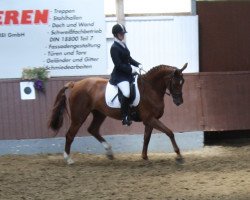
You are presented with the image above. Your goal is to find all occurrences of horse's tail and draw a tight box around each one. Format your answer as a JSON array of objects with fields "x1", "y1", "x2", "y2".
[{"x1": 48, "y1": 81, "x2": 75, "y2": 133}]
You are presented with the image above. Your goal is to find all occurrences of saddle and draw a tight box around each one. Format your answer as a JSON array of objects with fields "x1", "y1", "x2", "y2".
[{"x1": 105, "y1": 75, "x2": 141, "y2": 121}]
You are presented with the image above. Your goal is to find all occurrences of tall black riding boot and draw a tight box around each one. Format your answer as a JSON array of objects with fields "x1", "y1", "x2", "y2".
[{"x1": 120, "y1": 95, "x2": 132, "y2": 126}]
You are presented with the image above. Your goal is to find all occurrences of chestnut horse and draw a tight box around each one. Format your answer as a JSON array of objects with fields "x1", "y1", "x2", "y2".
[{"x1": 48, "y1": 63, "x2": 187, "y2": 164}]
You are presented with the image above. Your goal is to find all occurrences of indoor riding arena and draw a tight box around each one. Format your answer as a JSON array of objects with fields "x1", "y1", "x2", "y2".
[{"x1": 0, "y1": 1, "x2": 250, "y2": 200}]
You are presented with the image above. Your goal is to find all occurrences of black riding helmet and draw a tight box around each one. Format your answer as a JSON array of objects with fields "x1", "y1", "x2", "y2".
[{"x1": 112, "y1": 23, "x2": 127, "y2": 37}]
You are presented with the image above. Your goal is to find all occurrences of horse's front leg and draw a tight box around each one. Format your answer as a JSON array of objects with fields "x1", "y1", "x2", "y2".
[
  {"x1": 142, "y1": 125, "x2": 153, "y2": 160},
  {"x1": 147, "y1": 118, "x2": 183, "y2": 161}
]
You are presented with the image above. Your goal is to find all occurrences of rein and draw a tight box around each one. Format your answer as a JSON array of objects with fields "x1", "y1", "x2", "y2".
[{"x1": 165, "y1": 91, "x2": 171, "y2": 96}]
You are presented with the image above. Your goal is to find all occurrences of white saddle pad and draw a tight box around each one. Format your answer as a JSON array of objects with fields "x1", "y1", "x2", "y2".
[{"x1": 105, "y1": 76, "x2": 140, "y2": 108}]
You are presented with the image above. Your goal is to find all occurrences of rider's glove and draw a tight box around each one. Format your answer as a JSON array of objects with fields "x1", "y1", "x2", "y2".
[
  {"x1": 131, "y1": 66, "x2": 138, "y2": 73},
  {"x1": 138, "y1": 64, "x2": 144, "y2": 73}
]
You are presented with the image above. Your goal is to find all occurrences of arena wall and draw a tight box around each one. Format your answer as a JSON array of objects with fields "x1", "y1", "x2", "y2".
[{"x1": 1, "y1": 71, "x2": 250, "y2": 140}]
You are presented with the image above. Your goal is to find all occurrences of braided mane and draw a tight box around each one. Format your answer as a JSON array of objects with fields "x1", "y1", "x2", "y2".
[{"x1": 142, "y1": 65, "x2": 176, "y2": 80}]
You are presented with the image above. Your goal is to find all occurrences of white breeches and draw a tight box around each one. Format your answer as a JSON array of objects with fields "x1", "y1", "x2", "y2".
[{"x1": 117, "y1": 81, "x2": 130, "y2": 98}]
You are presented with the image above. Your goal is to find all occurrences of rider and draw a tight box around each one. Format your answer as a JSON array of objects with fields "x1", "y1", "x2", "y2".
[{"x1": 109, "y1": 23, "x2": 141, "y2": 126}]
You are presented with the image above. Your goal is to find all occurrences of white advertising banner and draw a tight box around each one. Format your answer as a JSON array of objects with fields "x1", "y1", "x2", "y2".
[{"x1": 0, "y1": 0, "x2": 107, "y2": 78}]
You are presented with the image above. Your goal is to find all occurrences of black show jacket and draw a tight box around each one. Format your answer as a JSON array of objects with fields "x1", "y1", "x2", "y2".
[{"x1": 109, "y1": 41, "x2": 140, "y2": 85}]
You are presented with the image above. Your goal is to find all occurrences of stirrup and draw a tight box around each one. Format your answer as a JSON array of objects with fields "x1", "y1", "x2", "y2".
[{"x1": 122, "y1": 116, "x2": 132, "y2": 126}]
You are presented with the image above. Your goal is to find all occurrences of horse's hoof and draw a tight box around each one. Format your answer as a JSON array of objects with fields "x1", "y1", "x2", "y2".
[
  {"x1": 63, "y1": 152, "x2": 74, "y2": 165},
  {"x1": 175, "y1": 155, "x2": 185, "y2": 164},
  {"x1": 106, "y1": 149, "x2": 114, "y2": 160},
  {"x1": 66, "y1": 158, "x2": 75, "y2": 165},
  {"x1": 106, "y1": 153, "x2": 114, "y2": 160},
  {"x1": 142, "y1": 155, "x2": 149, "y2": 160},
  {"x1": 107, "y1": 155, "x2": 114, "y2": 160}
]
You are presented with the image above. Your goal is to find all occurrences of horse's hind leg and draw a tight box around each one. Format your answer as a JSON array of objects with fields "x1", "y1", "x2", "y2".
[
  {"x1": 87, "y1": 111, "x2": 113, "y2": 159},
  {"x1": 64, "y1": 108, "x2": 91, "y2": 164},
  {"x1": 63, "y1": 122, "x2": 83, "y2": 164}
]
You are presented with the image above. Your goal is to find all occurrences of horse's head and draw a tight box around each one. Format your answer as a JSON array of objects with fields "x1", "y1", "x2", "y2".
[{"x1": 168, "y1": 63, "x2": 187, "y2": 106}]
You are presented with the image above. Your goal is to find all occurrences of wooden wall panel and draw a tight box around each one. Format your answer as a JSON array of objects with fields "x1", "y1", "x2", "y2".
[
  {"x1": 200, "y1": 71, "x2": 250, "y2": 131},
  {"x1": 197, "y1": 1, "x2": 250, "y2": 72}
]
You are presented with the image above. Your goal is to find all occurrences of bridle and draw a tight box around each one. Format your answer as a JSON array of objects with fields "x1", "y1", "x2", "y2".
[
  {"x1": 164, "y1": 72, "x2": 174, "y2": 96},
  {"x1": 165, "y1": 70, "x2": 184, "y2": 98}
]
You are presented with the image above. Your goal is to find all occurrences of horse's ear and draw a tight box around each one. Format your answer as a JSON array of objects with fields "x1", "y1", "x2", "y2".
[{"x1": 180, "y1": 63, "x2": 188, "y2": 72}]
